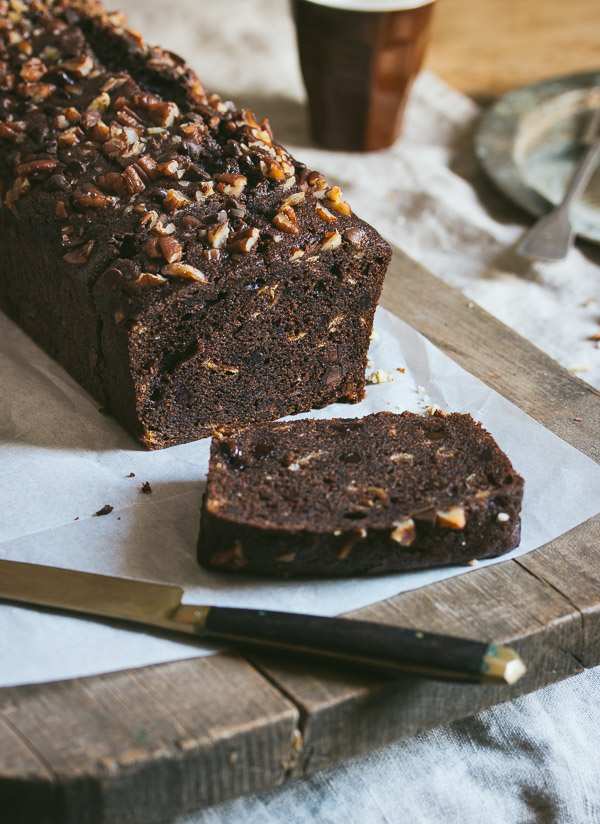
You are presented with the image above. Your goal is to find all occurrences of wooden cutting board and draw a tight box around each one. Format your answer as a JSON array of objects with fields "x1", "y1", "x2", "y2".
[{"x1": 1, "y1": 247, "x2": 599, "y2": 824}]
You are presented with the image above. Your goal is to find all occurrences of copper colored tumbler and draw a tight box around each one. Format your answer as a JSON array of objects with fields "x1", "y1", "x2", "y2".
[{"x1": 291, "y1": 0, "x2": 436, "y2": 151}]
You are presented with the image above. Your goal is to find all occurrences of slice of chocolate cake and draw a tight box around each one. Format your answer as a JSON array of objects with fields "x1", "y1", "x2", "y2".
[{"x1": 198, "y1": 411, "x2": 524, "y2": 577}]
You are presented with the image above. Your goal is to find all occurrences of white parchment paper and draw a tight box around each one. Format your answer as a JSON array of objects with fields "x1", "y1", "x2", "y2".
[{"x1": 1, "y1": 303, "x2": 600, "y2": 688}]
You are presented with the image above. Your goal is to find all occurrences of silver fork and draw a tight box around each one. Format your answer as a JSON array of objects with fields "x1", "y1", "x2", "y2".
[{"x1": 516, "y1": 106, "x2": 600, "y2": 261}]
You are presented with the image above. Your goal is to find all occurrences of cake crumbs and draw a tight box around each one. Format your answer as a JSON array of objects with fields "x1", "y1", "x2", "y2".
[
  {"x1": 466, "y1": 559, "x2": 479, "y2": 567},
  {"x1": 367, "y1": 369, "x2": 394, "y2": 384},
  {"x1": 396, "y1": 366, "x2": 406, "y2": 373},
  {"x1": 141, "y1": 481, "x2": 152, "y2": 494},
  {"x1": 74, "y1": 516, "x2": 79, "y2": 521},
  {"x1": 94, "y1": 505, "x2": 113, "y2": 517},
  {"x1": 127, "y1": 472, "x2": 135, "y2": 478},
  {"x1": 369, "y1": 329, "x2": 380, "y2": 342},
  {"x1": 568, "y1": 363, "x2": 592, "y2": 373}
]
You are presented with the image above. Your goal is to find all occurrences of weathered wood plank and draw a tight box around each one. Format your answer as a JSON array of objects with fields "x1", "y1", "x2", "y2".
[
  {"x1": 0, "y1": 653, "x2": 299, "y2": 824},
  {"x1": 253, "y1": 554, "x2": 584, "y2": 777},
  {"x1": 517, "y1": 514, "x2": 600, "y2": 667},
  {"x1": 0, "y1": 717, "x2": 56, "y2": 823}
]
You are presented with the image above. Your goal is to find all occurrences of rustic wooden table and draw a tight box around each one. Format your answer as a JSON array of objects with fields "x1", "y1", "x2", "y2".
[
  {"x1": 2, "y1": 2, "x2": 599, "y2": 822},
  {"x1": 426, "y1": 0, "x2": 600, "y2": 100}
]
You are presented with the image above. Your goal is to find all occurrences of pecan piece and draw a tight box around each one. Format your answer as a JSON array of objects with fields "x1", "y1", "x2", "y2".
[
  {"x1": 207, "y1": 222, "x2": 230, "y2": 249},
  {"x1": 16, "y1": 158, "x2": 58, "y2": 177},
  {"x1": 228, "y1": 226, "x2": 259, "y2": 253},
  {"x1": 214, "y1": 173, "x2": 247, "y2": 198},
  {"x1": 147, "y1": 101, "x2": 179, "y2": 127},
  {"x1": 0, "y1": 122, "x2": 19, "y2": 141},
  {"x1": 58, "y1": 56, "x2": 95, "y2": 78},
  {"x1": 315, "y1": 202, "x2": 338, "y2": 223},
  {"x1": 437, "y1": 506, "x2": 467, "y2": 530},
  {"x1": 320, "y1": 231, "x2": 342, "y2": 251},
  {"x1": 19, "y1": 57, "x2": 46, "y2": 83},
  {"x1": 162, "y1": 263, "x2": 206, "y2": 282},
  {"x1": 73, "y1": 184, "x2": 113, "y2": 208},
  {"x1": 390, "y1": 519, "x2": 416, "y2": 546},
  {"x1": 163, "y1": 188, "x2": 192, "y2": 211},
  {"x1": 273, "y1": 204, "x2": 299, "y2": 234},
  {"x1": 63, "y1": 240, "x2": 94, "y2": 265},
  {"x1": 159, "y1": 236, "x2": 183, "y2": 263}
]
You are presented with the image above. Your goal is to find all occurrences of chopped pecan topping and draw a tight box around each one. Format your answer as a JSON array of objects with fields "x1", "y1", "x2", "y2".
[
  {"x1": 324, "y1": 185, "x2": 352, "y2": 215},
  {"x1": 181, "y1": 121, "x2": 206, "y2": 141},
  {"x1": 133, "y1": 272, "x2": 167, "y2": 287},
  {"x1": 147, "y1": 101, "x2": 179, "y2": 127},
  {"x1": 139, "y1": 209, "x2": 159, "y2": 230},
  {"x1": 162, "y1": 262, "x2": 206, "y2": 282},
  {"x1": 142, "y1": 236, "x2": 162, "y2": 258},
  {"x1": 73, "y1": 184, "x2": 113, "y2": 208},
  {"x1": 320, "y1": 231, "x2": 342, "y2": 251},
  {"x1": 87, "y1": 92, "x2": 111, "y2": 113},
  {"x1": 228, "y1": 226, "x2": 259, "y2": 254},
  {"x1": 17, "y1": 81, "x2": 55, "y2": 102},
  {"x1": 163, "y1": 188, "x2": 192, "y2": 211},
  {"x1": 156, "y1": 159, "x2": 180, "y2": 178},
  {"x1": 63, "y1": 240, "x2": 94, "y2": 265},
  {"x1": 283, "y1": 191, "x2": 304, "y2": 206},
  {"x1": 57, "y1": 126, "x2": 82, "y2": 147},
  {"x1": 260, "y1": 157, "x2": 286, "y2": 181},
  {"x1": 214, "y1": 173, "x2": 247, "y2": 198},
  {"x1": 16, "y1": 158, "x2": 58, "y2": 177},
  {"x1": 307, "y1": 170, "x2": 327, "y2": 191},
  {"x1": 59, "y1": 56, "x2": 95, "y2": 78},
  {"x1": 159, "y1": 236, "x2": 183, "y2": 263},
  {"x1": 19, "y1": 57, "x2": 46, "y2": 82},
  {"x1": 208, "y1": 221, "x2": 230, "y2": 248},
  {"x1": 4, "y1": 175, "x2": 30, "y2": 213},
  {"x1": 195, "y1": 180, "x2": 215, "y2": 201},
  {"x1": 0, "y1": 122, "x2": 19, "y2": 141},
  {"x1": 315, "y1": 203, "x2": 337, "y2": 223},
  {"x1": 120, "y1": 163, "x2": 146, "y2": 194},
  {"x1": 273, "y1": 204, "x2": 299, "y2": 234}
]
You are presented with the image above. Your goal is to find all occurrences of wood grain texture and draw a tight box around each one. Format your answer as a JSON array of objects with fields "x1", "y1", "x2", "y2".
[
  {"x1": 517, "y1": 514, "x2": 600, "y2": 666},
  {"x1": 0, "y1": 653, "x2": 299, "y2": 824},
  {"x1": 1, "y1": 247, "x2": 598, "y2": 822},
  {"x1": 254, "y1": 551, "x2": 584, "y2": 777},
  {"x1": 425, "y1": 0, "x2": 600, "y2": 99}
]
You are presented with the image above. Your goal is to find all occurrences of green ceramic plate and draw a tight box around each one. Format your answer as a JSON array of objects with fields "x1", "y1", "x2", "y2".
[{"x1": 475, "y1": 71, "x2": 600, "y2": 244}]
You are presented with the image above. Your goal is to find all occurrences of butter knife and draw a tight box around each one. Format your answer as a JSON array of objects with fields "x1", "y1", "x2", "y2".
[{"x1": 0, "y1": 559, "x2": 526, "y2": 685}]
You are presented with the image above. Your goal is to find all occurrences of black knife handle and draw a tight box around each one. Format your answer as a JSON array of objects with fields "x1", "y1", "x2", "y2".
[{"x1": 197, "y1": 606, "x2": 492, "y2": 682}]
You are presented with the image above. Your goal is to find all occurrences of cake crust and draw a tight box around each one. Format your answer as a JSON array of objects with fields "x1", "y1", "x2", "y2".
[{"x1": 0, "y1": 0, "x2": 391, "y2": 448}]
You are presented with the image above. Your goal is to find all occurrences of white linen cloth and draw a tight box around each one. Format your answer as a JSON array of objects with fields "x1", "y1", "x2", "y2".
[{"x1": 110, "y1": 0, "x2": 599, "y2": 821}]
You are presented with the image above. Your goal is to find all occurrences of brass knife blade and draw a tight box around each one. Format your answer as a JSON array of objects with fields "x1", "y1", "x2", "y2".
[{"x1": 0, "y1": 559, "x2": 193, "y2": 632}]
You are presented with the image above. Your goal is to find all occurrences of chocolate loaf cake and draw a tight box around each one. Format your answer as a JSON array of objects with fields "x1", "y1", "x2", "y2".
[
  {"x1": 198, "y1": 411, "x2": 524, "y2": 576},
  {"x1": 0, "y1": 0, "x2": 391, "y2": 449}
]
